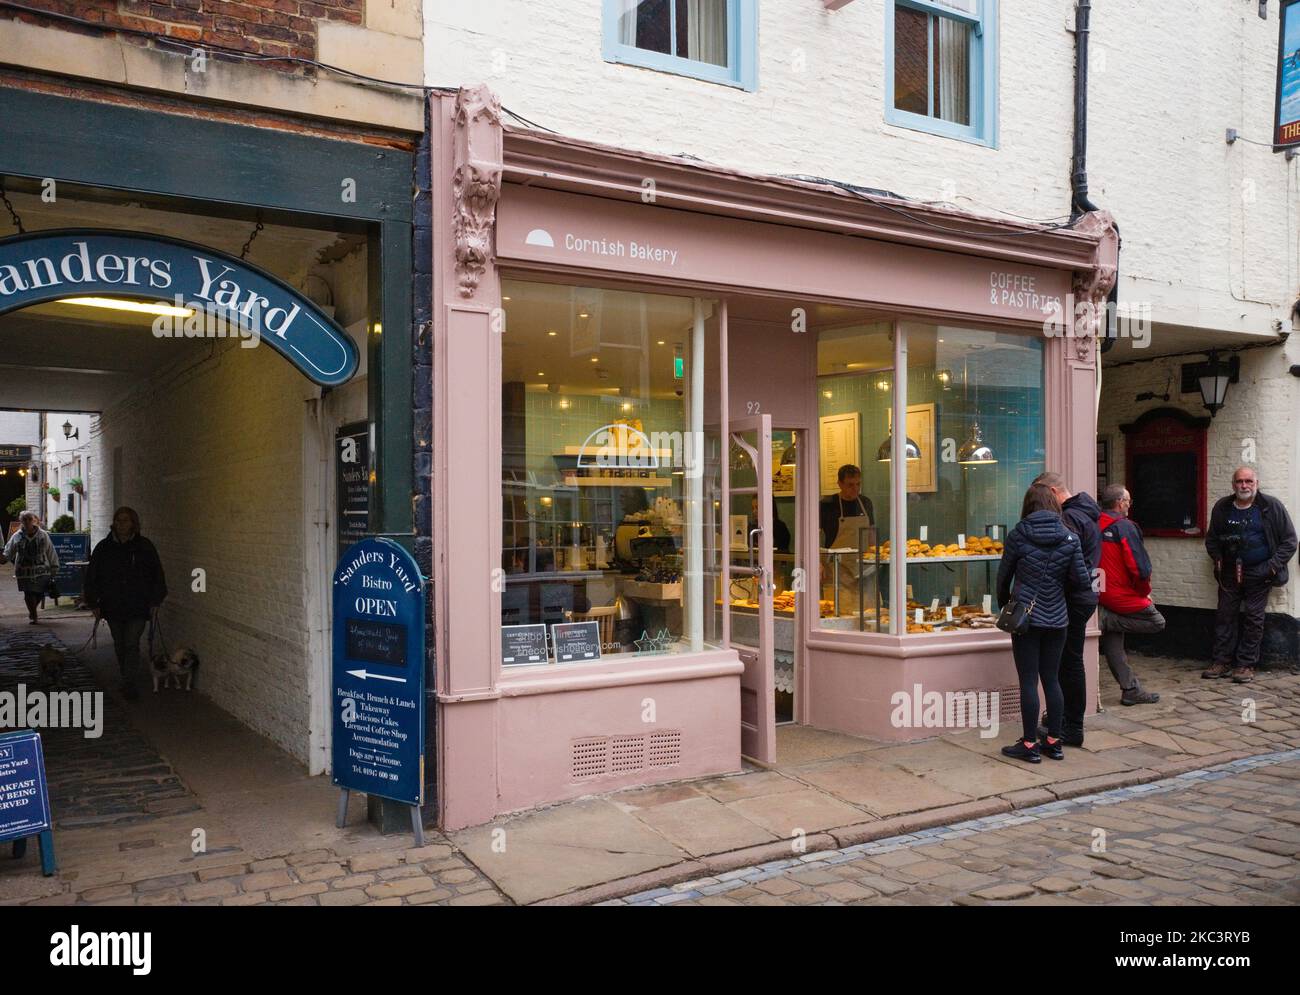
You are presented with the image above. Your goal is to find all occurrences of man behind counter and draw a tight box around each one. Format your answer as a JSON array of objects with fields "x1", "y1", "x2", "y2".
[{"x1": 819, "y1": 464, "x2": 875, "y2": 548}]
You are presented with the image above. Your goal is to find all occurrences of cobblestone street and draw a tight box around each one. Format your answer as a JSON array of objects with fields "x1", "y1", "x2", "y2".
[{"x1": 608, "y1": 752, "x2": 1300, "y2": 906}]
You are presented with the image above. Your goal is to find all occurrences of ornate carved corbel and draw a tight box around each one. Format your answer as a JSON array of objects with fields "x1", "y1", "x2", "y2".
[
  {"x1": 452, "y1": 85, "x2": 503, "y2": 299},
  {"x1": 1069, "y1": 210, "x2": 1119, "y2": 363}
]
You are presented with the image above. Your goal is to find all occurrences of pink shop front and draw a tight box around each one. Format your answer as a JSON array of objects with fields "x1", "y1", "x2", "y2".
[{"x1": 429, "y1": 87, "x2": 1119, "y2": 831}]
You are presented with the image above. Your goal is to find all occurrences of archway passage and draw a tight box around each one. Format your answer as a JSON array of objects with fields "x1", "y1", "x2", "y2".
[{"x1": 0, "y1": 185, "x2": 379, "y2": 890}]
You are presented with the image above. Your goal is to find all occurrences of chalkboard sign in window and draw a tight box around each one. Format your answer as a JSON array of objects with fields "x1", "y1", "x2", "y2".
[{"x1": 1120, "y1": 408, "x2": 1209, "y2": 538}]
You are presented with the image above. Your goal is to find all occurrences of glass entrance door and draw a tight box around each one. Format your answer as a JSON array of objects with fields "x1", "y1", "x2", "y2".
[{"x1": 724, "y1": 415, "x2": 776, "y2": 763}]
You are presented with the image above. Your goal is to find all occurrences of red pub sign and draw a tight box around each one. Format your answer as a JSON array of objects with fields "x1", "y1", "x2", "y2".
[{"x1": 1121, "y1": 408, "x2": 1210, "y2": 538}]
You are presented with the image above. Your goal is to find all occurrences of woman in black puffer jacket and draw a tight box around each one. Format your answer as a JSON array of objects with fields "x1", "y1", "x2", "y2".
[{"x1": 996, "y1": 483, "x2": 1092, "y2": 763}]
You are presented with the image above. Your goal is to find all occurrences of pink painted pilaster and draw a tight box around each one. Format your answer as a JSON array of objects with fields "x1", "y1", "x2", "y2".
[{"x1": 433, "y1": 85, "x2": 505, "y2": 830}]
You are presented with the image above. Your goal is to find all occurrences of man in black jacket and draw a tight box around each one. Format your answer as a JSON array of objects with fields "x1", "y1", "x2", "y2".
[
  {"x1": 1203, "y1": 467, "x2": 1297, "y2": 683},
  {"x1": 84, "y1": 506, "x2": 168, "y2": 700},
  {"x1": 1034, "y1": 472, "x2": 1117, "y2": 744}
]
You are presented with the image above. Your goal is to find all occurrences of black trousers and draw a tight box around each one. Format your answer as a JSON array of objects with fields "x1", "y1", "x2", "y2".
[
  {"x1": 1012, "y1": 626, "x2": 1068, "y2": 743},
  {"x1": 1213, "y1": 562, "x2": 1273, "y2": 669},
  {"x1": 107, "y1": 617, "x2": 148, "y2": 685},
  {"x1": 23, "y1": 591, "x2": 42, "y2": 620},
  {"x1": 1059, "y1": 604, "x2": 1094, "y2": 733}
]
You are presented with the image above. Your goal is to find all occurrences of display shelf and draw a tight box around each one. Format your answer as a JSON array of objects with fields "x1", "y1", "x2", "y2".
[
  {"x1": 552, "y1": 446, "x2": 675, "y2": 458},
  {"x1": 821, "y1": 552, "x2": 1002, "y2": 563},
  {"x1": 569, "y1": 477, "x2": 673, "y2": 487}
]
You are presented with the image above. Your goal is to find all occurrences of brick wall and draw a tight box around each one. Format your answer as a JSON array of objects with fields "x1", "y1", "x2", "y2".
[
  {"x1": 1, "y1": 0, "x2": 364, "y2": 63},
  {"x1": 91, "y1": 335, "x2": 315, "y2": 762}
]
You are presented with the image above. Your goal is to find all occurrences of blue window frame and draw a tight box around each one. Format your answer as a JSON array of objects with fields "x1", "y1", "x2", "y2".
[
  {"x1": 601, "y1": 0, "x2": 758, "y2": 91},
  {"x1": 885, "y1": 0, "x2": 997, "y2": 147}
]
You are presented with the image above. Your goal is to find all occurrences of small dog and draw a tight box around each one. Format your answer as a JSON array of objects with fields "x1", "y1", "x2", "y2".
[
  {"x1": 37, "y1": 646, "x2": 65, "y2": 687},
  {"x1": 151, "y1": 648, "x2": 200, "y2": 692}
]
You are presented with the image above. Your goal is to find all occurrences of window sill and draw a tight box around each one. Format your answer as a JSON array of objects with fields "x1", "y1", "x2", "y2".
[
  {"x1": 603, "y1": 54, "x2": 752, "y2": 92},
  {"x1": 496, "y1": 647, "x2": 743, "y2": 697},
  {"x1": 883, "y1": 109, "x2": 997, "y2": 149}
]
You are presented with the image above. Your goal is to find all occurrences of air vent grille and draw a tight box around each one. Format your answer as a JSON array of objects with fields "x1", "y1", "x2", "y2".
[
  {"x1": 571, "y1": 730, "x2": 682, "y2": 780},
  {"x1": 647, "y1": 730, "x2": 683, "y2": 767}
]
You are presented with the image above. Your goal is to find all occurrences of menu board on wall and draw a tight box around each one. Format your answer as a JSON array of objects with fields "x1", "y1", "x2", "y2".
[
  {"x1": 1121, "y1": 408, "x2": 1208, "y2": 537},
  {"x1": 336, "y1": 423, "x2": 370, "y2": 556},
  {"x1": 818, "y1": 413, "x2": 860, "y2": 495}
]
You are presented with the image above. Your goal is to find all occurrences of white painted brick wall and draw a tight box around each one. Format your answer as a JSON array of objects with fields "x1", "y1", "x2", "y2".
[
  {"x1": 91, "y1": 339, "x2": 314, "y2": 762},
  {"x1": 425, "y1": 2, "x2": 1296, "y2": 328}
]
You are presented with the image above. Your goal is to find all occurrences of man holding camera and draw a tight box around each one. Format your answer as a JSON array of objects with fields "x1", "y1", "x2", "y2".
[{"x1": 1203, "y1": 467, "x2": 1297, "y2": 683}]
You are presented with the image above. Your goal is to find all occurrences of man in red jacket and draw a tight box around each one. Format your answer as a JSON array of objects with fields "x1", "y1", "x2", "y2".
[{"x1": 1097, "y1": 484, "x2": 1162, "y2": 705}]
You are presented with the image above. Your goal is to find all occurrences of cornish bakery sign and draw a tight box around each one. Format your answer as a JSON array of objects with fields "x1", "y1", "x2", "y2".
[{"x1": 0, "y1": 230, "x2": 358, "y2": 387}]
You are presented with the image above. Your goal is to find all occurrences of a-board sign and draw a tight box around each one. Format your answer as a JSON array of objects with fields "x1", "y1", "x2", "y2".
[
  {"x1": 550, "y1": 620, "x2": 601, "y2": 663},
  {"x1": 336, "y1": 423, "x2": 370, "y2": 558},
  {"x1": 331, "y1": 538, "x2": 425, "y2": 807},
  {"x1": 49, "y1": 533, "x2": 90, "y2": 598},
  {"x1": 501, "y1": 623, "x2": 548, "y2": 666},
  {"x1": 0, "y1": 730, "x2": 52, "y2": 843}
]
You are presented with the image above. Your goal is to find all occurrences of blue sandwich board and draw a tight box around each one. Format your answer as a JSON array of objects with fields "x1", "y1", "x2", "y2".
[
  {"x1": 331, "y1": 538, "x2": 426, "y2": 843},
  {"x1": 0, "y1": 730, "x2": 56, "y2": 876},
  {"x1": 49, "y1": 533, "x2": 90, "y2": 600}
]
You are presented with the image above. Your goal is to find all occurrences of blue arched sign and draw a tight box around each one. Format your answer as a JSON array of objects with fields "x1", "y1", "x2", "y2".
[{"x1": 0, "y1": 229, "x2": 358, "y2": 387}]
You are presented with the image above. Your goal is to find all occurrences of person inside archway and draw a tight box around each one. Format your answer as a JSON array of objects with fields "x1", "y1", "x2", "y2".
[
  {"x1": 83, "y1": 506, "x2": 167, "y2": 700},
  {"x1": 1, "y1": 511, "x2": 59, "y2": 624}
]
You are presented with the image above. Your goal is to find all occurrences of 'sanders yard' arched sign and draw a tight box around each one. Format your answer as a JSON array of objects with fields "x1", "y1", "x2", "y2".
[{"x1": 0, "y1": 229, "x2": 359, "y2": 387}]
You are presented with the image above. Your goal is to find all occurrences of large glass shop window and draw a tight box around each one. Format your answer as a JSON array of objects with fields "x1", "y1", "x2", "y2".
[
  {"x1": 500, "y1": 279, "x2": 721, "y2": 666},
  {"x1": 814, "y1": 322, "x2": 894, "y2": 633},
  {"x1": 898, "y1": 323, "x2": 1043, "y2": 634},
  {"x1": 815, "y1": 322, "x2": 1044, "y2": 635}
]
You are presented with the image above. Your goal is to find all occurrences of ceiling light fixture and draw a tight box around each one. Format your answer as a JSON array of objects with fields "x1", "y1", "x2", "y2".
[{"x1": 57, "y1": 296, "x2": 193, "y2": 317}]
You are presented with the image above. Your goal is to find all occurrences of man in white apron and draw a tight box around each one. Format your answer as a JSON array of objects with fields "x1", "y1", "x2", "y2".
[{"x1": 819, "y1": 465, "x2": 878, "y2": 611}]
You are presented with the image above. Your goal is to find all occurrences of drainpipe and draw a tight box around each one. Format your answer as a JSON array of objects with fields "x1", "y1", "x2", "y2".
[{"x1": 1071, "y1": 0, "x2": 1121, "y2": 363}]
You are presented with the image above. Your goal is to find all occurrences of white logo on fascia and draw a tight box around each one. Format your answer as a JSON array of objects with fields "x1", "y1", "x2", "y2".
[
  {"x1": 524, "y1": 228, "x2": 555, "y2": 247},
  {"x1": 50, "y1": 927, "x2": 152, "y2": 976}
]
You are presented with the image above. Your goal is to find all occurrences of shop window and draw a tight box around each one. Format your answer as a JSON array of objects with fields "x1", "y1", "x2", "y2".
[
  {"x1": 885, "y1": 0, "x2": 997, "y2": 147},
  {"x1": 898, "y1": 323, "x2": 1042, "y2": 633},
  {"x1": 602, "y1": 0, "x2": 758, "y2": 90},
  {"x1": 815, "y1": 322, "x2": 894, "y2": 633},
  {"x1": 500, "y1": 279, "x2": 722, "y2": 667},
  {"x1": 816, "y1": 322, "x2": 1042, "y2": 635}
]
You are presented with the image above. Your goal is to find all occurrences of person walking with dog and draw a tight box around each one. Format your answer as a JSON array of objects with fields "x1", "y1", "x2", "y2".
[
  {"x1": 1203, "y1": 467, "x2": 1297, "y2": 683},
  {"x1": 1, "y1": 510, "x2": 59, "y2": 624},
  {"x1": 996, "y1": 482, "x2": 1093, "y2": 764},
  {"x1": 1096, "y1": 485, "x2": 1163, "y2": 705},
  {"x1": 83, "y1": 506, "x2": 167, "y2": 700}
]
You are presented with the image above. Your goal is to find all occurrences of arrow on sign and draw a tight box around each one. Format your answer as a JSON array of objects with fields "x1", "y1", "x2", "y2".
[{"x1": 345, "y1": 669, "x2": 407, "y2": 683}]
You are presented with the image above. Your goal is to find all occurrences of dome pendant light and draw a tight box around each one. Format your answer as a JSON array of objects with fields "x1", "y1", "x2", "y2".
[
  {"x1": 957, "y1": 349, "x2": 997, "y2": 467},
  {"x1": 877, "y1": 434, "x2": 921, "y2": 462},
  {"x1": 957, "y1": 422, "x2": 997, "y2": 465}
]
